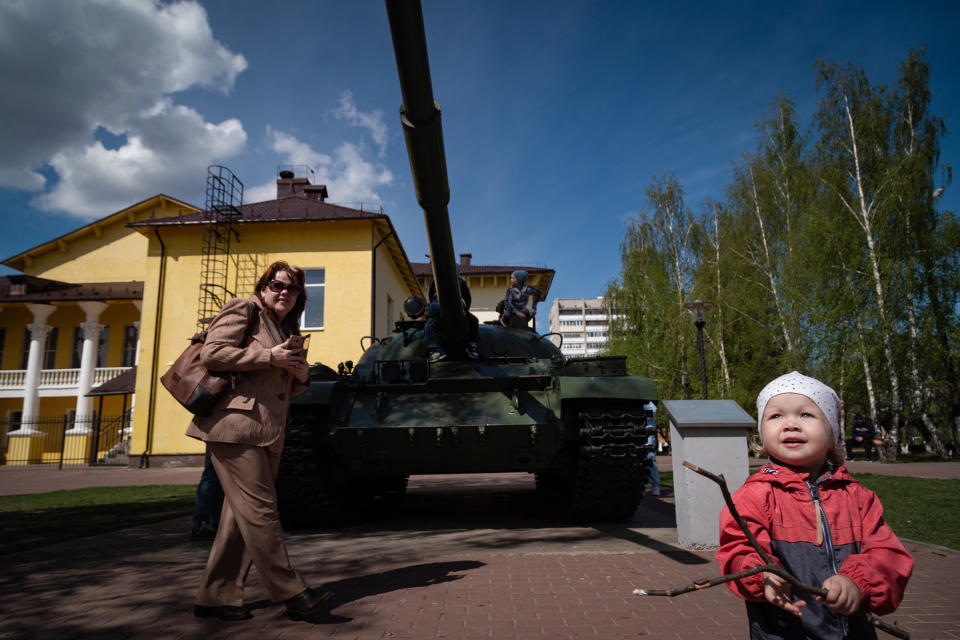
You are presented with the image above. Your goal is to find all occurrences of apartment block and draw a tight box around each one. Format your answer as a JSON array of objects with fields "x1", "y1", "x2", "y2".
[{"x1": 548, "y1": 297, "x2": 618, "y2": 357}]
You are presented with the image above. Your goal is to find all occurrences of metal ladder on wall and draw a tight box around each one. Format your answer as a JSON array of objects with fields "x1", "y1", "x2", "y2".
[{"x1": 197, "y1": 165, "x2": 244, "y2": 330}]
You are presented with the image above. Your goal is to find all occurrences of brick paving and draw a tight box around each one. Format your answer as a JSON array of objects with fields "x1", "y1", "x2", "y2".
[{"x1": 0, "y1": 466, "x2": 957, "y2": 639}]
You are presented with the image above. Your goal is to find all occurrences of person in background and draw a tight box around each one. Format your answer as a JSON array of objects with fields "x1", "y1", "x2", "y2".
[
  {"x1": 845, "y1": 413, "x2": 876, "y2": 461},
  {"x1": 501, "y1": 270, "x2": 540, "y2": 329},
  {"x1": 645, "y1": 402, "x2": 661, "y2": 496},
  {"x1": 648, "y1": 457, "x2": 661, "y2": 496},
  {"x1": 717, "y1": 371, "x2": 912, "y2": 639},
  {"x1": 186, "y1": 261, "x2": 331, "y2": 621},
  {"x1": 424, "y1": 269, "x2": 480, "y2": 361},
  {"x1": 191, "y1": 451, "x2": 223, "y2": 538}
]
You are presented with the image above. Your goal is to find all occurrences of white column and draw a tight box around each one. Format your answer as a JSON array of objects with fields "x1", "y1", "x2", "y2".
[
  {"x1": 71, "y1": 301, "x2": 108, "y2": 433},
  {"x1": 133, "y1": 301, "x2": 142, "y2": 366},
  {"x1": 17, "y1": 304, "x2": 56, "y2": 433},
  {"x1": 128, "y1": 300, "x2": 142, "y2": 435}
]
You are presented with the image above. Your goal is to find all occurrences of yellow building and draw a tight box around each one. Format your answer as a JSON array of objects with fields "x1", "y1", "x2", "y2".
[
  {"x1": 410, "y1": 254, "x2": 554, "y2": 328},
  {"x1": 0, "y1": 175, "x2": 421, "y2": 467}
]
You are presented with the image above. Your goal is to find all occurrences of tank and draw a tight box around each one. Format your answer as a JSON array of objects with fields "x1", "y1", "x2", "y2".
[{"x1": 275, "y1": 0, "x2": 658, "y2": 527}]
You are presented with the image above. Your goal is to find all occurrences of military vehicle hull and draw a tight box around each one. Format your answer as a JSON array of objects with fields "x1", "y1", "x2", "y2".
[{"x1": 277, "y1": 324, "x2": 657, "y2": 525}]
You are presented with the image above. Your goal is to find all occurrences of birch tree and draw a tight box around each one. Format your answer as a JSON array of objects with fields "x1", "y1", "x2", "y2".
[
  {"x1": 607, "y1": 174, "x2": 704, "y2": 401},
  {"x1": 815, "y1": 60, "x2": 905, "y2": 453},
  {"x1": 890, "y1": 49, "x2": 959, "y2": 457}
]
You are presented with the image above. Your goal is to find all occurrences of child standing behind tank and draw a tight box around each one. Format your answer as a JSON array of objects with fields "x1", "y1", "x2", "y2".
[
  {"x1": 716, "y1": 371, "x2": 912, "y2": 639},
  {"x1": 501, "y1": 270, "x2": 540, "y2": 329}
]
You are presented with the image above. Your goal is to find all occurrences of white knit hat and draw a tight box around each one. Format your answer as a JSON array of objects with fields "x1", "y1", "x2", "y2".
[{"x1": 756, "y1": 371, "x2": 841, "y2": 443}]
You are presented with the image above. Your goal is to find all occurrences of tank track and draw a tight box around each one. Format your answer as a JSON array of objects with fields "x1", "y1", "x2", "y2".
[
  {"x1": 275, "y1": 412, "x2": 342, "y2": 528},
  {"x1": 276, "y1": 413, "x2": 410, "y2": 528},
  {"x1": 537, "y1": 404, "x2": 656, "y2": 521}
]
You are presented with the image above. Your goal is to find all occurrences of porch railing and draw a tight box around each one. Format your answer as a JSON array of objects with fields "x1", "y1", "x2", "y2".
[
  {"x1": 0, "y1": 367, "x2": 132, "y2": 393},
  {"x1": 1, "y1": 413, "x2": 132, "y2": 468}
]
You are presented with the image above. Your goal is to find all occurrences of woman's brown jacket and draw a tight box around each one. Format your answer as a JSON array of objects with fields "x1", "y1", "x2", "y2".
[{"x1": 185, "y1": 296, "x2": 309, "y2": 446}]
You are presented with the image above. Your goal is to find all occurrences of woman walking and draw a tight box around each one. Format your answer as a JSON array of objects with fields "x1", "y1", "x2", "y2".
[{"x1": 186, "y1": 261, "x2": 330, "y2": 620}]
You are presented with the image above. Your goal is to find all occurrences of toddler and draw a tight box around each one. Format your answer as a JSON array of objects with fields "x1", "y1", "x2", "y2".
[{"x1": 716, "y1": 371, "x2": 912, "y2": 639}]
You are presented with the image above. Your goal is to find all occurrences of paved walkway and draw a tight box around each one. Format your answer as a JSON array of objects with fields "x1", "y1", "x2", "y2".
[
  {"x1": 2, "y1": 455, "x2": 958, "y2": 497},
  {"x1": 0, "y1": 467, "x2": 957, "y2": 639}
]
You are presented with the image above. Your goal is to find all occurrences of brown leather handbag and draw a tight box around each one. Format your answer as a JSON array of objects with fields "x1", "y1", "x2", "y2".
[
  {"x1": 161, "y1": 302, "x2": 256, "y2": 417},
  {"x1": 160, "y1": 331, "x2": 233, "y2": 417}
]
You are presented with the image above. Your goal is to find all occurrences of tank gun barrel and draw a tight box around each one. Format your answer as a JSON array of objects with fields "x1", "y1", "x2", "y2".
[{"x1": 386, "y1": 0, "x2": 467, "y2": 340}]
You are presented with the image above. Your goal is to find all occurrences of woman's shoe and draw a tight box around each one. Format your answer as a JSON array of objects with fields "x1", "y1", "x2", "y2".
[
  {"x1": 192, "y1": 604, "x2": 252, "y2": 620},
  {"x1": 285, "y1": 588, "x2": 333, "y2": 619}
]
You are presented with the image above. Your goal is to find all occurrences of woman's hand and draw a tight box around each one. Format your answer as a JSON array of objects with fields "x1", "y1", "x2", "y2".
[
  {"x1": 819, "y1": 574, "x2": 861, "y2": 615},
  {"x1": 291, "y1": 359, "x2": 310, "y2": 384},
  {"x1": 270, "y1": 338, "x2": 306, "y2": 373},
  {"x1": 763, "y1": 572, "x2": 807, "y2": 617}
]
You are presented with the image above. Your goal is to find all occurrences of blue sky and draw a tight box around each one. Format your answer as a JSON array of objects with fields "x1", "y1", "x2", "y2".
[{"x1": 0, "y1": 0, "x2": 956, "y2": 319}]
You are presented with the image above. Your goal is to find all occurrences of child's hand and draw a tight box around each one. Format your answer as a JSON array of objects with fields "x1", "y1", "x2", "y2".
[
  {"x1": 763, "y1": 572, "x2": 807, "y2": 617},
  {"x1": 818, "y1": 575, "x2": 861, "y2": 615}
]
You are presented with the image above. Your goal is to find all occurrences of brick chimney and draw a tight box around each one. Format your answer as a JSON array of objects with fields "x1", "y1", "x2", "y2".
[
  {"x1": 459, "y1": 253, "x2": 472, "y2": 270},
  {"x1": 276, "y1": 170, "x2": 328, "y2": 201}
]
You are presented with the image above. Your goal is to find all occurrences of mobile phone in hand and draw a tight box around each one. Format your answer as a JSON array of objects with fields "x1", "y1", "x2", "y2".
[{"x1": 287, "y1": 334, "x2": 309, "y2": 351}]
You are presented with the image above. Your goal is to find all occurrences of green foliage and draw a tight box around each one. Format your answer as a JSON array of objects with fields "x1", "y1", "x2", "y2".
[{"x1": 607, "y1": 48, "x2": 959, "y2": 457}]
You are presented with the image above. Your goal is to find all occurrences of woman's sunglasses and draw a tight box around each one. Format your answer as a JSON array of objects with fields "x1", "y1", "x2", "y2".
[{"x1": 266, "y1": 280, "x2": 302, "y2": 295}]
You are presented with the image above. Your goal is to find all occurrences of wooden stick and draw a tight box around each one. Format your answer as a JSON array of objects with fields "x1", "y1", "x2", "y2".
[{"x1": 632, "y1": 461, "x2": 910, "y2": 640}]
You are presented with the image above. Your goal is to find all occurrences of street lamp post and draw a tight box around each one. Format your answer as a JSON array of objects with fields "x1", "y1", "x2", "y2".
[{"x1": 683, "y1": 299, "x2": 713, "y2": 399}]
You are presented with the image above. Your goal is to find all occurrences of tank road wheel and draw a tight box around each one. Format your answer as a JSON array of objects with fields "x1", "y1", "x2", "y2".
[
  {"x1": 275, "y1": 413, "x2": 343, "y2": 529},
  {"x1": 537, "y1": 405, "x2": 656, "y2": 522}
]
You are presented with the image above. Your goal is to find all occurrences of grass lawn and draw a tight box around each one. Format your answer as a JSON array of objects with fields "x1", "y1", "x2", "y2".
[
  {"x1": 657, "y1": 470, "x2": 958, "y2": 550},
  {"x1": 0, "y1": 484, "x2": 195, "y2": 556},
  {"x1": 854, "y1": 474, "x2": 960, "y2": 551}
]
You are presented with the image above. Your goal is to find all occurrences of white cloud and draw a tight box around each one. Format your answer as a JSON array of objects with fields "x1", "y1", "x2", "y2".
[
  {"x1": 266, "y1": 128, "x2": 393, "y2": 205},
  {"x1": 0, "y1": 0, "x2": 247, "y2": 218},
  {"x1": 33, "y1": 106, "x2": 246, "y2": 218},
  {"x1": 333, "y1": 90, "x2": 389, "y2": 157},
  {"x1": 267, "y1": 127, "x2": 332, "y2": 170}
]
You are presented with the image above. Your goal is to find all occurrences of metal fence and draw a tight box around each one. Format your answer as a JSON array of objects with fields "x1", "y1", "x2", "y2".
[{"x1": 0, "y1": 413, "x2": 131, "y2": 468}]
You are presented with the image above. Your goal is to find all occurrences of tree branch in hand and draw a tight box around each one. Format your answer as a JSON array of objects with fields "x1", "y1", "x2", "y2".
[{"x1": 631, "y1": 461, "x2": 910, "y2": 640}]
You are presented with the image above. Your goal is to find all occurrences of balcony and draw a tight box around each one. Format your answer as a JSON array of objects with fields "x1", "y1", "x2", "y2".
[{"x1": 0, "y1": 367, "x2": 133, "y2": 398}]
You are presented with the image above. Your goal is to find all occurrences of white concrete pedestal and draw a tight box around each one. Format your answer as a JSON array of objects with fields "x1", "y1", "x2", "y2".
[{"x1": 662, "y1": 399, "x2": 754, "y2": 549}]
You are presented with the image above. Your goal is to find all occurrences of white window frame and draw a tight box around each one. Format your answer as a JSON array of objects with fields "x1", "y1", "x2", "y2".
[{"x1": 300, "y1": 268, "x2": 325, "y2": 330}]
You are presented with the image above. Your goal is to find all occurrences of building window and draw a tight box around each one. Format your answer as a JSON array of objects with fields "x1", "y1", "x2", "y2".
[
  {"x1": 20, "y1": 326, "x2": 58, "y2": 370},
  {"x1": 301, "y1": 268, "x2": 325, "y2": 330},
  {"x1": 43, "y1": 327, "x2": 58, "y2": 369},
  {"x1": 19, "y1": 329, "x2": 28, "y2": 370},
  {"x1": 71, "y1": 327, "x2": 83, "y2": 368},
  {"x1": 98, "y1": 326, "x2": 109, "y2": 367},
  {"x1": 122, "y1": 325, "x2": 138, "y2": 367},
  {"x1": 5, "y1": 410, "x2": 21, "y2": 441},
  {"x1": 71, "y1": 326, "x2": 109, "y2": 368},
  {"x1": 0, "y1": 327, "x2": 5, "y2": 368}
]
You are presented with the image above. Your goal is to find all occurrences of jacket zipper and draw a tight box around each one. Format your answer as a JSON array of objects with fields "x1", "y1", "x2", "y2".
[{"x1": 807, "y1": 477, "x2": 849, "y2": 637}]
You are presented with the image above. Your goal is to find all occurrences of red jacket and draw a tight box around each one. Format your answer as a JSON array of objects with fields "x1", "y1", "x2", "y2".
[{"x1": 716, "y1": 463, "x2": 913, "y2": 639}]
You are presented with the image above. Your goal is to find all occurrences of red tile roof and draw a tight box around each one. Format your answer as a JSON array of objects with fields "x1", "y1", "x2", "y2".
[{"x1": 0, "y1": 276, "x2": 143, "y2": 302}]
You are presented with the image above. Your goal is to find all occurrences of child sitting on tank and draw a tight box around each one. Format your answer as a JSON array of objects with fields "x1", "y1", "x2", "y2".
[
  {"x1": 424, "y1": 270, "x2": 480, "y2": 362},
  {"x1": 501, "y1": 270, "x2": 540, "y2": 329}
]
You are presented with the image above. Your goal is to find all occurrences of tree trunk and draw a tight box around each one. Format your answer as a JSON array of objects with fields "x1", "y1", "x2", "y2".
[
  {"x1": 906, "y1": 291, "x2": 950, "y2": 458},
  {"x1": 841, "y1": 89, "x2": 903, "y2": 453},
  {"x1": 748, "y1": 164, "x2": 795, "y2": 354}
]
